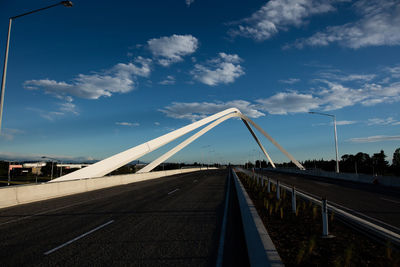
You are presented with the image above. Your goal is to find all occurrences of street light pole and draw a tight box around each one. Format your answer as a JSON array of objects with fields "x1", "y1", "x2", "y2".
[
  {"x1": 7, "y1": 161, "x2": 11, "y2": 186},
  {"x1": 333, "y1": 116, "x2": 339, "y2": 173},
  {"x1": 309, "y1": 111, "x2": 340, "y2": 173},
  {"x1": 0, "y1": 1, "x2": 73, "y2": 133},
  {"x1": 51, "y1": 161, "x2": 54, "y2": 180},
  {"x1": 42, "y1": 156, "x2": 60, "y2": 180}
]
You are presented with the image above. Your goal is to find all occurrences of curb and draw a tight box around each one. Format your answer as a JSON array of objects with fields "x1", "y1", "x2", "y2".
[{"x1": 232, "y1": 169, "x2": 284, "y2": 267}]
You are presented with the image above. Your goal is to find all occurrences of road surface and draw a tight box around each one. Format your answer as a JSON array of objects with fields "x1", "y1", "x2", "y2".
[{"x1": 0, "y1": 169, "x2": 247, "y2": 266}]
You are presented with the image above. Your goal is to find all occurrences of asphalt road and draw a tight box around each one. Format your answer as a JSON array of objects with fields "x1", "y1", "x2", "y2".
[
  {"x1": 0, "y1": 169, "x2": 242, "y2": 266},
  {"x1": 257, "y1": 170, "x2": 400, "y2": 233}
]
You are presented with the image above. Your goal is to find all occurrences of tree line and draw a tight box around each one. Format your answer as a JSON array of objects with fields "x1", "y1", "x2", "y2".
[{"x1": 250, "y1": 148, "x2": 400, "y2": 177}]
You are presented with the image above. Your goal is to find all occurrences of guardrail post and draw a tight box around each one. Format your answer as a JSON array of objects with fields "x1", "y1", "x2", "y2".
[
  {"x1": 291, "y1": 186, "x2": 296, "y2": 213},
  {"x1": 267, "y1": 178, "x2": 270, "y2": 193},
  {"x1": 322, "y1": 197, "x2": 329, "y2": 236},
  {"x1": 276, "y1": 180, "x2": 280, "y2": 200}
]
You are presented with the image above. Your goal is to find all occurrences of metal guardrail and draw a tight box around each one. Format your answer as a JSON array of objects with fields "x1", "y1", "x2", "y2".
[{"x1": 237, "y1": 167, "x2": 400, "y2": 247}]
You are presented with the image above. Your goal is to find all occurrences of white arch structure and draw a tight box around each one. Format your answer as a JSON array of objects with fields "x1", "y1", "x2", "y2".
[{"x1": 51, "y1": 108, "x2": 304, "y2": 182}]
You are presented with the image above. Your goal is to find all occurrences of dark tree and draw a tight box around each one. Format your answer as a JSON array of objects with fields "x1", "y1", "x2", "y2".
[
  {"x1": 354, "y1": 152, "x2": 372, "y2": 175},
  {"x1": 393, "y1": 148, "x2": 400, "y2": 167},
  {"x1": 260, "y1": 160, "x2": 268, "y2": 168},
  {"x1": 41, "y1": 162, "x2": 54, "y2": 177},
  {"x1": 0, "y1": 161, "x2": 8, "y2": 178},
  {"x1": 392, "y1": 148, "x2": 400, "y2": 175},
  {"x1": 245, "y1": 161, "x2": 254, "y2": 168},
  {"x1": 372, "y1": 150, "x2": 389, "y2": 175}
]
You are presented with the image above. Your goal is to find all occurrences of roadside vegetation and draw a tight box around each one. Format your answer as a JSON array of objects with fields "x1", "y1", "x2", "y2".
[{"x1": 237, "y1": 171, "x2": 400, "y2": 266}]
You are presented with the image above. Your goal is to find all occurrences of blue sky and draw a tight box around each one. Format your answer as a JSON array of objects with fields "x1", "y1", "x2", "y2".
[{"x1": 0, "y1": 0, "x2": 399, "y2": 165}]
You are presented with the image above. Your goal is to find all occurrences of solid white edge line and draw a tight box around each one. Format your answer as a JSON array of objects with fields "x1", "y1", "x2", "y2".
[
  {"x1": 381, "y1": 197, "x2": 400, "y2": 205},
  {"x1": 216, "y1": 170, "x2": 231, "y2": 267},
  {"x1": 44, "y1": 220, "x2": 114, "y2": 255},
  {"x1": 168, "y1": 188, "x2": 180, "y2": 195}
]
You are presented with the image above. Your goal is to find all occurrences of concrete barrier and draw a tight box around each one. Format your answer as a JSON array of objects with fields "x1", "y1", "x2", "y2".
[
  {"x1": 261, "y1": 167, "x2": 400, "y2": 188},
  {"x1": 231, "y1": 169, "x2": 283, "y2": 267},
  {"x1": 0, "y1": 168, "x2": 211, "y2": 209}
]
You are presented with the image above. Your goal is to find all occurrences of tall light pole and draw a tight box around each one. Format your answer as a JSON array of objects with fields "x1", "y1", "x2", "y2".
[
  {"x1": 309, "y1": 111, "x2": 340, "y2": 173},
  {"x1": 0, "y1": 1, "x2": 73, "y2": 133},
  {"x1": 7, "y1": 160, "x2": 13, "y2": 186}
]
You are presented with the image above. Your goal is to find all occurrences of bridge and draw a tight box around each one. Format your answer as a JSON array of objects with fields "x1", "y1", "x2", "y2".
[
  {"x1": 0, "y1": 108, "x2": 399, "y2": 266},
  {"x1": 50, "y1": 107, "x2": 304, "y2": 183}
]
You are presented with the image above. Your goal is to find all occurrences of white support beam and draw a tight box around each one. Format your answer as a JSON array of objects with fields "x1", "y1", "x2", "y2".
[
  {"x1": 137, "y1": 112, "x2": 275, "y2": 173},
  {"x1": 239, "y1": 114, "x2": 305, "y2": 170},
  {"x1": 51, "y1": 108, "x2": 304, "y2": 182},
  {"x1": 241, "y1": 119, "x2": 276, "y2": 168},
  {"x1": 51, "y1": 108, "x2": 241, "y2": 182}
]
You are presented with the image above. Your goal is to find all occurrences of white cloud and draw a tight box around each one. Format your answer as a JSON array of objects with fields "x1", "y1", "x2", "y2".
[
  {"x1": 116, "y1": 122, "x2": 140, "y2": 127},
  {"x1": 113, "y1": 57, "x2": 152, "y2": 77},
  {"x1": 147, "y1": 34, "x2": 198, "y2": 66},
  {"x1": 319, "y1": 72, "x2": 376, "y2": 82},
  {"x1": 360, "y1": 82, "x2": 400, "y2": 106},
  {"x1": 367, "y1": 117, "x2": 400, "y2": 126},
  {"x1": 159, "y1": 75, "x2": 176, "y2": 85},
  {"x1": 291, "y1": 0, "x2": 400, "y2": 49},
  {"x1": 24, "y1": 57, "x2": 152, "y2": 100},
  {"x1": 255, "y1": 74, "x2": 400, "y2": 115},
  {"x1": 161, "y1": 65, "x2": 400, "y2": 120},
  {"x1": 229, "y1": 0, "x2": 337, "y2": 41},
  {"x1": 191, "y1": 52, "x2": 245, "y2": 86},
  {"x1": 336, "y1": 120, "x2": 357, "y2": 125},
  {"x1": 160, "y1": 100, "x2": 265, "y2": 121},
  {"x1": 312, "y1": 120, "x2": 357, "y2": 126},
  {"x1": 279, "y1": 78, "x2": 300, "y2": 84},
  {"x1": 186, "y1": 0, "x2": 194, "y2": 7},
  {"x1": 26, "y1": 98, "x2": 79, "y2": 121},
  {"x1": 0, "y1": 128, "x2": 24, "y2": 141},
  {"x1": 386, "y1": 65, "x2": 400, "y2": 78},
  {"x1": 349, "y1": 135, "x2": 400, "y2": 143},
  {"x1": 0, "y1": 151, "x2": 98, "y2": 162},
  {"x1": 256, "y1": 92, "x2": 320, "y2": 114},
  {"x1": 154, "y1": 122, "x2": 160, "y2": 126},
  {"x1": 59, "y1": 102, "x2": 79, "y2": 115},
  {"x1": 316, "y1": 80, "x2": 365, "y2": 110}
]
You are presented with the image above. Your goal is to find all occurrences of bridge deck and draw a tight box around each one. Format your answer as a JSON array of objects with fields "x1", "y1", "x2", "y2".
[{"x1": 0, "y1": 169, "x2": 247, "y2": 266}]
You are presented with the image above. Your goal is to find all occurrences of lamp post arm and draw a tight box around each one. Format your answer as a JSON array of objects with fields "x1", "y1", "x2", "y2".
[
  {"x1": 309, "y1": 111, "x2": 334, "y2": 118},
  {"x1": 309, "y1": 111, "x2": 340, "y2": 173},
  {"x1": 0, "y1": 1, "x2": 72, "y2": 133},
  {"x1": 11, "y1": 2, "x2": 65, "y2": 19}
]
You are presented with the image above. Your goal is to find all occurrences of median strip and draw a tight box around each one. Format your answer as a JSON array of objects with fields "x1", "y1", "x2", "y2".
[
  {"x1": 216, "y1": 171, "x2": 231, "y2": 267},
  {"x1": 44, "y1": 220, "x2": 114, "y2": 255},
  {"x1": 232, "y1": 169, "x2": 284, "y2": 266}
]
